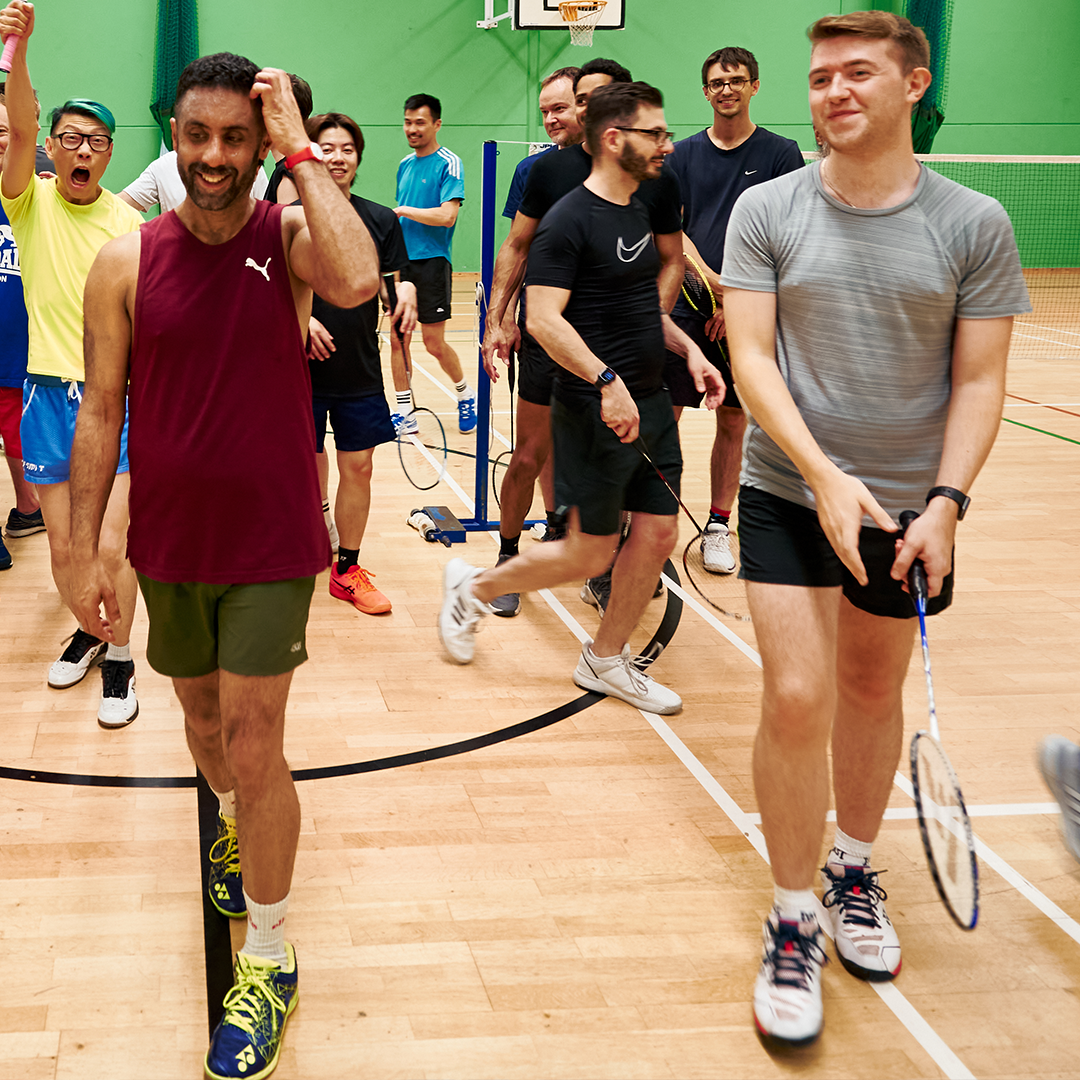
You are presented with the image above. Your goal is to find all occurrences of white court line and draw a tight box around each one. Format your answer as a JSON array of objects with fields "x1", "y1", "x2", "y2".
[
  {"x1": 1011, "y1": 330, "x2": 1080, "y2": 350},
  {"x1": 1014, "y1": 320, "x2": 1080, "y2": 339},
  {"x1": 414, "y1": 361, "x2": 512, "y2": 449},
  {"x1": 742, "y1": 802, "x2": 1061, "y2": 825}
]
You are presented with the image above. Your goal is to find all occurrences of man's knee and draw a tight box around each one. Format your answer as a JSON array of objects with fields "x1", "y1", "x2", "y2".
[
  {"x1": 761, "y1": 674, "x2": 836, "y2": 746},
  {"x1": 338, "y1": 451, "x2": 374, "y2": 486}
]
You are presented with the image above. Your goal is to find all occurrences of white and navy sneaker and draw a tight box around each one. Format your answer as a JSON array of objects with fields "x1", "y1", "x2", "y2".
[
  {"x1": 438, "y1": 558, "x2": 488, "y2": 664},
  {"x1": 820, "y1": 862, "x2": 901, "y2": 981},
  {"x1": 391, "y1": 411, "x2": 419, "y2": 437},
  {"x1": 701, "y1": 521, "x2": 737, "y2": 574},
  {"x1": 457, "y1": 394, "x2": 477, "y2": 434},
  {"x1": 573, "y1": 640, "x2": 681, "y2": 715},
  {"x1": 1038, "y1": 736, "x2": 1080, "y2": 863},
  {"x1": 753, "y1": 909, "x2": 828, "y2": 1047},
  {"x1": 98, "y1": 659, "x2": 138, "y2": 729},
  {"x1": 48, "y1": 628, "x2": 106, "y2": 689}
]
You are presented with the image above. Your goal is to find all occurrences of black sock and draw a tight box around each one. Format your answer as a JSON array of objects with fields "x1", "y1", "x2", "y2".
[
  {"x1": 337, "y1": 547, "x2": 359, "y2": 573},
  {"x1": 500, "y1": 534, "x2": 520, "y2": 559}
]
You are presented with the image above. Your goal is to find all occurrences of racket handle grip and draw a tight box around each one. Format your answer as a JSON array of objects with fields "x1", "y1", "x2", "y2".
[
  {"x1": 899, "y1": 510, "x2": 929, "y2": 602},
  {"x1": 382, "y1": 271, "x2": 404, "y2": 343},
  {"x1": 0, "y1": 34, "x2": 20, "y2": 73}
]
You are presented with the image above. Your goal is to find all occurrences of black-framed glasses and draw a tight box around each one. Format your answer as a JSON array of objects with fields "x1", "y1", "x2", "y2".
[
  {"x1": 706, "y1": 77, "x2": 751, "y2": 93},
  {"x1": 614, "y1": 127, "x2": 675, "y2": 145},
  {"x1": 56, "y1": 131, "x2": 113, "y2": 152}
]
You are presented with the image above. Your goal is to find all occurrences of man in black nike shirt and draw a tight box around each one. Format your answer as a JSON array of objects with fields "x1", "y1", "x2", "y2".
[{"x1": 440, "y1": 83, "x2": 724, "y2": 715}]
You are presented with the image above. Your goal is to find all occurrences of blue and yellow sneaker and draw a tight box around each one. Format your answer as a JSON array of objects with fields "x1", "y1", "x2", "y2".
[
  {"x1": 208, "y1": 813, "x2": 246, "y2": 918},
  {"x1": 205, "y1": 944, "x2": 298, "y2": 1080}
]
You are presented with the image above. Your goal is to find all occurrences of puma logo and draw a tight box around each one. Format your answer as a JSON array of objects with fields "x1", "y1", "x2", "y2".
[
  {"x1": 616, "y1": 234, "x2": 650, "y2": 262},
  {"x1": 245, "y1": 256, "x2": 271, "y2": 281}
]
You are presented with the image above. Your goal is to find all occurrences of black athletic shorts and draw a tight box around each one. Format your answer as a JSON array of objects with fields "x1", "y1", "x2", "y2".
[
  {"x1": 552, "y1": 389, "x2": 681, "y2": 536},
  {"x1": 404, "y1": 256, "x2": 453, "y2": 324},
  {"x1": 663, "y1": 311, "x2": 739, "y2": 410},
  {"x1": 515, "y1": 327, "x2": 558, "y2": 406},
  {"x1": 737, "y1": 484, "x2": 954, "y2": 620}
]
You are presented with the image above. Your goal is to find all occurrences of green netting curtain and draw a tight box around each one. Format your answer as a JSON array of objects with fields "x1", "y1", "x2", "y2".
[
  {"x1": 902, "y1": 0, "x2": 953, "y2": 153},
  {"x1": 150, "y1": 0, "x2": 199, "y2": 151}
]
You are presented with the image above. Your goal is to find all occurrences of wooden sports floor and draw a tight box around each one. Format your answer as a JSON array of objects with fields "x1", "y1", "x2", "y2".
[{"x1": 0, "y1": 273, "x2": 1077, "y2": 1079}]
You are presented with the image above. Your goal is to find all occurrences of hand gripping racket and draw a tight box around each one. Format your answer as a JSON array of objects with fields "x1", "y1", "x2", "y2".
[
  {"x1": 0, "y1": 35, "x2": 20, "y2": 73},
  {"x1": 900, "y1": 509, "x2": 979, "y2": 930}
]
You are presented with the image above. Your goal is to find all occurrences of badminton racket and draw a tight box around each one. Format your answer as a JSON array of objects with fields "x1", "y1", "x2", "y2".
[
  {"x1": 900, "y1": 509, "x2": 979, "y2": 930},
  {"x1": 397, "y1": 406, "x2": 447, "y2": 491},
  {"x1": 383, "y1": 271, "x2": 405, "y2": 343},
  {"x1": 0, "y1": 34, "x2": 19, "y2": 73},
  {"x1": 681, "y1": 252, "x2": 718, "y2": 317}
]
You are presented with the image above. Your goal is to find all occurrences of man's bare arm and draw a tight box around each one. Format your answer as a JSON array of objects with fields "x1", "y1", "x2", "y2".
[
  {"x1": 395, "y1": 199, "x2": 460, "y2": 229},
  {"x1": 481, "y1": 211, "x2": 540, "y2": 369},
  {"x1": 653, "y1": 231, "x2": 684, "y2": 314},
  {"x1": 683, "y1": 232, "x2": 725, "y2": 340},
  {"x1": 0, "y1": 1, "x2": 39, "y2": 201}
]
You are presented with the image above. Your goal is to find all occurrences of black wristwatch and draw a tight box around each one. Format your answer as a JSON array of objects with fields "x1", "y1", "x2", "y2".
[
  {"x1": 926, "y1": 486, "x2": 970, "y2": 520},
  {"x1": 593, "y1": 366, "x2": 617, "y2": 389}
]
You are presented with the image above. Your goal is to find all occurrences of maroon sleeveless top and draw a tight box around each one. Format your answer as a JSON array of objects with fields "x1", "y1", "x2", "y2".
[{"x1": 127, "y1": 201, "x2": 330, "y2": 583}]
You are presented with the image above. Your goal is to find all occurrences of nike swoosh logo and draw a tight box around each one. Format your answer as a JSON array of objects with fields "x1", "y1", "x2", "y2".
[
  {"x1": 745, "y1": 170, "x2": 758, "y2": 175},
  {"x1": 617, "y1": 235, "x2": 650, "y2": 262}
]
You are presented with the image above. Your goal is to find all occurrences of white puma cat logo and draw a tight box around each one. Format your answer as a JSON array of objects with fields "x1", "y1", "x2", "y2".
[
  {"x1": 617, "y1": 234, "x2": 650, "y2": 262},
  {"x1": 245, "y1": 256, "x2": 271, "y2": 281}
]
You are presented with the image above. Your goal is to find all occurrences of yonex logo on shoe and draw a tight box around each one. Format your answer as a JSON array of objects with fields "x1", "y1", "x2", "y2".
[
  {"x1": 236, "y1": 1045, "x2": 256, "y2": 1070},
  {"x1": 290, "y1": 641, "x2": 302, "y2": 653},
  {"x1": 244, "y1": 257, "x2": 271, "y2": 281},
  {"x1": 214, "y1": 884, "x2": 229, "y2": 899}
]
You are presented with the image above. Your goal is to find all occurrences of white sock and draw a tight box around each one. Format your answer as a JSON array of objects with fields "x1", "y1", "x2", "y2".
[
  {"x1": 773, "y1": 885, "x2": 818, "y2": 925},
  {"x1": 321, "y1": 499, "x2": 331, "y2": 514},
  {"x1": 830, "y1": 827, "x2": 873, "y2": 867},
  {"x1": 395, "y1": 390, "x2": 412, "y2": 413},
  {"x1": 241, "y1": 892, "x2": 289, "y2": 966},
  {"x1": 214, "y1": 788, "x2": 236, "y2": 820},
  {"x1": 106, "y1": 642, "x2": 131, "y2": 662},
  {"x1": 455, "y1": 381, "x2": 471, "y2": 399}
]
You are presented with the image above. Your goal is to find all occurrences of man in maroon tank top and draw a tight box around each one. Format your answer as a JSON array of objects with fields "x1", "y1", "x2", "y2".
[{"x1": 67, "y1": 53, "x2": 378, "y2": 1080}]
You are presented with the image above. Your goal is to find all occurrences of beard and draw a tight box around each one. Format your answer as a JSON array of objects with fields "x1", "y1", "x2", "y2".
[
  {"x1": 618, "y1": 141, "x2": 655, "y2": 184},
  {"x1": 178, "y1": 151, "x2": 262, "y2": 212}
]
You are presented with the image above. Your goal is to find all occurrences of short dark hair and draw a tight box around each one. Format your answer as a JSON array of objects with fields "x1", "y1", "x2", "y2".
[
  {"x1": 584, "y1": 81, "x2": 663, "y2": 155},
  {"x1": 701, "y1": 46, "x2": 759, "y2": 85},
  {"x1": 808, "y1": 11, "x2": 930, "y2": 74},
  {"x1": 404, "y1": 93, "x2": 441, "y2": 120},
  {"x1": 0, "y1": 81, "x2": 41, "y2": 119},
  {"x1": 541, "y1": 66, "x2": 581, "y2": 90},
  {"x1": 289, "y1": 74, "x2": 313, "y2": 122},
  {"x1": 175, "y1": 53, "x2": 261, "y2": 116},
  {"x1": 574, "y1": 57, "x2": 632, "y2": 90},
  {"x1": 306, "y1": 111, "x2": 365, "y2": 168}
]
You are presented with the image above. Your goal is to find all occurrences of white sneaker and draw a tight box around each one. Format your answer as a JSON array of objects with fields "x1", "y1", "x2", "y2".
[
  {"x1": 97, "y1": 659, "x2": 138, "y2": 729},
  {"x1": 1039, "y1": 736, "x2": 1080, "y2": 862},
  {"x1": 391, "y1": 411, "x2": 419, "y2": 437},
  {"x1": 753, "y1": 910, "x2": 828, "y2": 1046},
  {"x1": 820, "y1": 862, "x2": 901, "y2": 981},
  {"x1": 48, "y1": 628, "x2": 106, "y2": 689},
  {"x1": 701, "y1": 521, "x2": 736, "y2": 574},
  {"x1": 324, "y1": 506, "x2": 339, "y2": 553},
  {"x1": 438, "y1": 558, "x2": 487, "y2": 664},
  {"x1": 573, "y1": 641, "x2": 681, "y2": 715}
]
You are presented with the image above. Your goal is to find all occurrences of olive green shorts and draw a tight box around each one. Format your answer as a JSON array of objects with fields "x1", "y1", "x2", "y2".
[{"x1": 136, "y1": 574, "x2": 316, "y2": 678}]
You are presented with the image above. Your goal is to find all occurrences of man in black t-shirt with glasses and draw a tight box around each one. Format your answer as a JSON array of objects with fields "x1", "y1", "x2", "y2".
[{"x1": 440, "y1": 83, "x2": 724, "y2": 715}]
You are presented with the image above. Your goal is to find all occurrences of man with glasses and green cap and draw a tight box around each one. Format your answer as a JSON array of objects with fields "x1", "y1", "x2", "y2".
[{"x1": 0, "y1": 0, "x2": 143, "y2": 729}]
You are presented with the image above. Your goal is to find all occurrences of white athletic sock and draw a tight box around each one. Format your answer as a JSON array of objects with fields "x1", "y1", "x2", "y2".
[
  {"x1": 241, "y1": 891, "x2": 289, "y2": 966},
  {"x1": 106, "y1": 642, "x2": 131, "y2": 663},
  {"x1": 395, "y1": 390, "x2": 413, "y2": 413},
  {"x1": 321, "y1": 499, "x2": 331, "y2": 514},
  {"x1": 214, "y1": 788, "x2": 237, "y2": 820},
  {"x1": 455, "y1": 380, "x2": 471, "y2": 399},
  {"x1": 830, "y1": 827, "x2": 873, "y2": 867},
  {"x1": 773, "y1": 885, "x2": 818, "y2": 926}
]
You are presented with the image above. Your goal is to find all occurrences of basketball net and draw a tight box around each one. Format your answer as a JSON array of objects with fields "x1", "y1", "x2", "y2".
[{"x1": 558, "y1": 0, "x2": 607, "y2": 46}]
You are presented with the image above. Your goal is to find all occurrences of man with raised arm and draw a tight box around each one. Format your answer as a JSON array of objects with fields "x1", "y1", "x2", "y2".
[
  {"x1": 722, "y1": 11, "x2": 1029, "y2": 1046},
  {"x1": 0, "y1": 0, "x2": 144, "y2": 726},
  {"x1": 439, "y1": 83, "x2": 723, "y2": 716},
  {"x1": 68, "y1": 53, "x2": 378, "y2": 1079}
]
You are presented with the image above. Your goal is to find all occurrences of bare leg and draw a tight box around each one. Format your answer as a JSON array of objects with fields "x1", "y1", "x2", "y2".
[
  {"x1": 35, "y1": 481, "x2": 76, "y2": 611},
  {"x1": 747, "y1": 581, "x2": 841, "y2": 890},
  {"x1": 4, "y1": 453, "x2": 40, "y2": 514},
  {"x1": 98, "y1": 473, "x2": 136, "y2": 648},
  {"x1": 538, "y1": 454, "x2": 555, "y2": 516},
  {"x1": 420, "y1": 320, "x2": 464, "y2": 385},
  {"x1": 389, "y1": 331, "x2": 413, "y2": 397},
  {"x1": 710, "y1": 404, "x2": 746, "y2": 512},
  {"x1": 498, "y1": 399, "x2": 551, "y2": 540},
  {"x1": 316, "y1": 450, "x2": 330, "y2": 504},
  {"x1": 832, "y1": 598, "x2": 915, "y2": 843},
  {"x1": 334, "y1": 448, "x2": 375, "y2": 551},
  {"x1": 593, "y1": 512, "x2": 678, "y2": 657}
]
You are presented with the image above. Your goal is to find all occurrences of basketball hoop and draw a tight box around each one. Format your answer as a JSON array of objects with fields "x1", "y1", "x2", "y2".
[{"x1": 558, "y1": 0, "x2": 607, "y2": 46}]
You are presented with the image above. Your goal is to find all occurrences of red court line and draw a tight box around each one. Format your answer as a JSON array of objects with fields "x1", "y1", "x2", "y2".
[{"x1": 1005, "y1": 392, "x2": 1080, "y2": 419}]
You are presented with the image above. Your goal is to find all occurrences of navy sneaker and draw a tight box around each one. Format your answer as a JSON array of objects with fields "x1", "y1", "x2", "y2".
[
  {"x1": 580, "y1": 569, "x2": 612, "y2": 617},
  {"x1": 5, "y1": 506, "x2": 46, "y2": 537},
  {"x1": 0, "y1": 534, "x2": 10, "y2": 571},
  {"x1": 208, "y1": 812, "x2": 246, "y2": 918},
  {"x1": 489, "y1": 553, "x2": 520, "y2": 617}
]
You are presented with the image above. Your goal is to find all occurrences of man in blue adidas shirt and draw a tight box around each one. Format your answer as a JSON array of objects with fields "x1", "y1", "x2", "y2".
[{"x1": 391, "y1": 93, "x2": 475, "y2": 433}]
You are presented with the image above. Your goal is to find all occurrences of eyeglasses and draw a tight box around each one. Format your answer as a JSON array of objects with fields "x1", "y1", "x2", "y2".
[
  {"x1": 55, "y1": 131, "x2": 113, "y2": 152},
  {"x1": 614, "y1": 127, "x2": 675, "y2": 145},
  {"x1": 706, "y1": 77, "x2": 751, "y2": 93}
]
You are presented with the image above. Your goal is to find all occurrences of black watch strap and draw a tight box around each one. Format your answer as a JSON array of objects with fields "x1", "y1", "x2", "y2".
[
  {"x1": 926, "y1": 485, "x2": 970, "y2": 520},
  {"x1": 594, "y1": 366, "x2": 617, "y2": 389}
]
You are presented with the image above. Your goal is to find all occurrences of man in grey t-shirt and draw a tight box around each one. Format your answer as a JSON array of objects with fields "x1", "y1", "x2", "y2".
[{"x1": 722, "y1": 11, "x2": 1030, "y2": 1047}]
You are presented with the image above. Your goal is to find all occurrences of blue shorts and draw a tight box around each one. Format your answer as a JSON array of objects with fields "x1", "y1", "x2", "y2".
[
  {"x1": 21, "y1": 377, "x2": 130, "y2": 485},
  {"x1": 312, "y1": 393, "x2": 397, "y2": 453}
]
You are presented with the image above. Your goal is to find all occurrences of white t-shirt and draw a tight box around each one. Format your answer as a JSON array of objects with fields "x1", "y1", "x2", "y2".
[{"x1": 122, "y1": 150, "x2": 269, "y2": 213}]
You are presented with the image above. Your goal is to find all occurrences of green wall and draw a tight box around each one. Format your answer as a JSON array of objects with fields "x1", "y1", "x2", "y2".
[{"x1": 22, "y1": 0, "x2": 1080, "y2": 270}]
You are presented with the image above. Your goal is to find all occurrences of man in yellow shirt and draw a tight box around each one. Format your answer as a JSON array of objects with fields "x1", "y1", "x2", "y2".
[{"x1": 0, "y1": 0, "x2": 143, "y2": 727}]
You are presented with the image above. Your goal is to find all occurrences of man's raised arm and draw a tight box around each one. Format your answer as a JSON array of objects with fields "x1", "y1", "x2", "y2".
[{"x1": 0, "y1": 1, "x2": 39, "y2": 200}]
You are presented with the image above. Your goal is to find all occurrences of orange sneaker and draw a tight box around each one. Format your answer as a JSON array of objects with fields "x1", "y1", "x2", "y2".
[{"x1": 329, "y1": 564, "x2": 392, "y2": 614}]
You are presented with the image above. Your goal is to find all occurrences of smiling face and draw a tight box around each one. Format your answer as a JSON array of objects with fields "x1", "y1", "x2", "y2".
[
  {"x1": 703, "y1": 62, "x2": 759, "y2": 122},
  {"x1": 317, "y1": 126, "x2": 359, "y2": 195},
  {"x1": 403, "y1": 106, "x2": 440, "y2": 154},
  {"x1": 809, "y1": 35, "x2": 929, "y2": 154},
  {"x1": 172, "y1": 87, "x2": 269, "y2": 212},
  {"x1": 45, "y1": 112, "x2": 114, "y2": 205},
  {"x1": 539, "y1": 77, "x2": 580, "y2": 147},
  {"x1": 574, "y1": 72, "x2": 613, "y2": 129}
]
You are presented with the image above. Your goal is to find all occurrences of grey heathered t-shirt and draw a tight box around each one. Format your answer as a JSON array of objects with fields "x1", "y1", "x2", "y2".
[{"x1": 721, "y1": 161, "x2": 1031, "y2": 522}]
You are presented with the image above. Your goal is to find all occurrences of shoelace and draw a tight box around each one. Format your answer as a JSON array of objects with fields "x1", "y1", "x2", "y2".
[
  {"x1": 100, "y1": 660, "x2": 132, "y2": 699},
  {"x1": 221, "y1": 959, "x2": 287, "y2": 1037},
  {"x1": 343, "y1": 565, "x2": 378, "y2": 592},
  {"x1": 612, "y1": 650, "x2": 651, "y2": 696},
  {"x1": 821, "y1": 866, "x2": 889, "y2": 928},
  {"x1": 57, "y1": 628, "x2": 100, "y2": 663},
  {"x1": 209, "y1": 819, "x2": 241, "y2": 876},
  {"x1": 765, "y1": 921, "x2": 829, "y2": 990}
]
